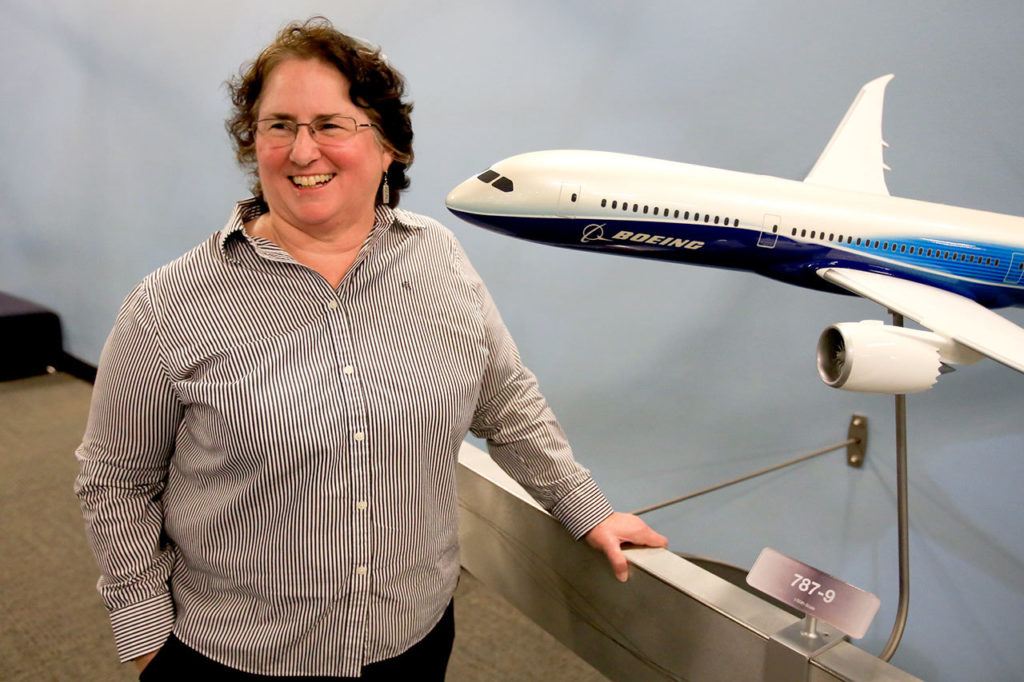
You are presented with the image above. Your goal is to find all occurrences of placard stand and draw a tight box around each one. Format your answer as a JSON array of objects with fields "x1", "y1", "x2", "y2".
[{"x1": 766, "y1": 616, "x2": 845, "y2": 682}]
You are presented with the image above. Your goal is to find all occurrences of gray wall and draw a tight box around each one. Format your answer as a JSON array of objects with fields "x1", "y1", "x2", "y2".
[{"x1": 4, "y1": 2, "x2": 1023, "y2": 680}]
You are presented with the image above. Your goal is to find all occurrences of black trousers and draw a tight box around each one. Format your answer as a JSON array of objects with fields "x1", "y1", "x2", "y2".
[{"x1": 140, "y1": 600, "x2": 455, "y2": 681}]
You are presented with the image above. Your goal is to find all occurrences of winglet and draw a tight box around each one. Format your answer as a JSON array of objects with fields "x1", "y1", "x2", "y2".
[{"x1": 804, "y1": 75, "x2": 894, "y2": 196}]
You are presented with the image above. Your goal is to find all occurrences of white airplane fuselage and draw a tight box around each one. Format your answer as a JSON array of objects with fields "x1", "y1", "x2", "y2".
[{"x1": 446, "y1": 150, "x2": 1024, "y2": 309}]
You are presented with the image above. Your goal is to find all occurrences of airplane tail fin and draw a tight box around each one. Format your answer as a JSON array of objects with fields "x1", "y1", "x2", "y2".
[{"x1": 804, "y1": 75, "x2": 893, "y2": 196}]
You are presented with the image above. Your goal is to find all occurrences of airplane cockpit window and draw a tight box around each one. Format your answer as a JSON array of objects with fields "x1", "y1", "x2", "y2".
[{"x1": 475, "y1": 169, "x2": 514, "y2": 192}]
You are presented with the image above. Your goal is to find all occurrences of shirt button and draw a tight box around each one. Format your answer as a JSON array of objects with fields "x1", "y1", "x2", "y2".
[
  {"x1": 354, "y1": 431, "x2": 365, "y2": 442},
  {"x1": 356, "y1": 500, "x2": 368, "y2": 511},
  {"x1": 327, "y1": 300, "x2": 339, "y2": 310},
  {"x1": 343, "y1": 365, "x2": 354, "y2": 375},
  {"x1": 355, "y1": 565, "x2": 368, "y2": 576}
]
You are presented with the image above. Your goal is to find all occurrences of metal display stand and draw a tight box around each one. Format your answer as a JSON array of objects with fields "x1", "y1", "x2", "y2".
[
  {"x1": 457, "y1": 441, "x2": 921, "y2": 681},
  {"x1": 631, "y1": 415, "x2": 868, "y2": 516},
  {"x1": 628, "y1": 355, "x2": 913, "y2": 664},
  {"x1": 880, "y1": 311, "x2": 910, "y2": 661}
]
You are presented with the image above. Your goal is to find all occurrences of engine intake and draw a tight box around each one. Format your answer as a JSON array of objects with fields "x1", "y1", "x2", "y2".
[{"x1": 816, "y1": 321, "x2": 971, "y2": 394}]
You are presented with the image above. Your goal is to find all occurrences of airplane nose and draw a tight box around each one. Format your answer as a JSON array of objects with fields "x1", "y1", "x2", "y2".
[{"x1": 445, "y1": 177, "x2": 486, "y2": 214}]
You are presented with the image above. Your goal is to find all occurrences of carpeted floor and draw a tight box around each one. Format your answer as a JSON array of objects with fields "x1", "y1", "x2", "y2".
[{"x1": 0, "y1": 372, "x2": 606, "y2": 681}]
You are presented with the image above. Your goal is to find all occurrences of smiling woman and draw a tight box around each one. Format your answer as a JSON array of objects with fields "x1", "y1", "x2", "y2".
[
  {"x1": 245, "y1": 58, "x2": 395, "y2": 284},
  {"x1": 73, "y1": 16, "x2": 666, "y2": 682}
]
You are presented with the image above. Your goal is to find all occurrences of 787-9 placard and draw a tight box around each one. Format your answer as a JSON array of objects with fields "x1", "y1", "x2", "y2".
[{"x1": 747, "y1": 547, "x2": 881, "y2": 638}]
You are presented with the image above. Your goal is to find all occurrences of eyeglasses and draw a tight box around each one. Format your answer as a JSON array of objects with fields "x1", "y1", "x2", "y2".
[{"x1": 254, "y1": 115, "x2": 378, "y2": 147}]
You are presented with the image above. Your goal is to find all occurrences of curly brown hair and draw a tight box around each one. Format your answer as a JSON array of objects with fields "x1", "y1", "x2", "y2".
[{"x1": 226, "y1": 17, "x2": 414, "y2": 206}]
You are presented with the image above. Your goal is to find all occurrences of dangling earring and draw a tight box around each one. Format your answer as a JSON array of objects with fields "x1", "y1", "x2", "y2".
[{"x1": 381, "y1": 173, "x2": 390, "y2": 205}]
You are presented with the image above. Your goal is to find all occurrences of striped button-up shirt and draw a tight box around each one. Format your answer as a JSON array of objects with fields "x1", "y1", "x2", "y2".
[{"x1": 75, "y1": 199, "x2": 614, "y2": 676}]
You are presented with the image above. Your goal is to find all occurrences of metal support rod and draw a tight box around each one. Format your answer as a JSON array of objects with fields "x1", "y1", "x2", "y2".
[
  {"x1": 880, "y1": 312, "x2": 911, "y2": 662},
  {"x1": 631, "y1": 438, "x2": 857, "y2": 516},
  {"x1": 801, "y1": 615, "x2": 820, "y2": 639}
]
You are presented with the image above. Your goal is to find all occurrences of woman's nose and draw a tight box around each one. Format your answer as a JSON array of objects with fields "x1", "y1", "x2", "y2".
[{"x1": 288, "y1": 126, "x2": 322, "y2": 165}]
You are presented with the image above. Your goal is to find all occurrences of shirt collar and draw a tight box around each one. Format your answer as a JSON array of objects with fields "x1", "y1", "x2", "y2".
[{"x1": 218, "y1": 198, "x2": 425, "y2": 260}]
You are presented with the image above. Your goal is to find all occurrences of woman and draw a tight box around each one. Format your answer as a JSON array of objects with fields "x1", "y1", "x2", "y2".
[{"x1": 76, "y1": 17, "x2": 666, "y2": 680}]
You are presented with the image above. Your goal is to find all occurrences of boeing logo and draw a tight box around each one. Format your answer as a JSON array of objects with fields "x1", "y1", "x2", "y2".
[
  {"x1": 581, "y1": 224, "x2": 612, "y2": 243},
  {"x1": 580, "y1": 224, "x2": 703, "y2": 249},
  {"x1": 612, "y1": 230, "x2": 704, "y2": 250}
]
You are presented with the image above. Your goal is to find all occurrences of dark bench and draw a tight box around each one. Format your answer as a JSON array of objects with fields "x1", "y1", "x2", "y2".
[{"x1": 0, "y1": 292, "x2": 64, "y2": 381}]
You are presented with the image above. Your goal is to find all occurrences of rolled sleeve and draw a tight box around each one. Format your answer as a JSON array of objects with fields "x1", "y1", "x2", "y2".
[
  {"x1": 108, "y1": 592, "x2": 176, "y2": 661},
  {"x1": 74, "y1": 280, "x2": 182, "y2": 661}
]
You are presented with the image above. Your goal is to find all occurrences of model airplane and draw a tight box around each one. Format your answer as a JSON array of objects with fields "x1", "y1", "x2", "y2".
[{"x1": 445, "y1": 75, "x2": 1024, "y2": 394}]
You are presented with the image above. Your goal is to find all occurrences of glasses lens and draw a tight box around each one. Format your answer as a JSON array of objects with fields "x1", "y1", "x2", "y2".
[
  {"x1": 257, "y1": 120, "x2": 296, "y2": 147},
  {"x1": 312, "y1": 116, "x2": 357, "y2": 145}
]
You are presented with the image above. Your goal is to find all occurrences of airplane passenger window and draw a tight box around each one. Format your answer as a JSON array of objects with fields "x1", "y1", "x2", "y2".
[
  {"x1": 685, "y1": 211, "x2": 691, "y2": 220},
  {"x1": 674, "y1": 210, "x2": 680, "y2": 218},
  {"x1": 612, "y1": 200, "x2": 618, "y2": 209},
  {"x1": 714, "y1": 216, "x2": 720, "y2": 224},
  {"x1": 772, "y1": 225, "x2": 778, "y2": 233},
  {"x1": 791, "y1": 229, "x2": 797, "y2": 236},
  {"x1": 571, "y1": 193, "x2": 578, "y2": 202},
  {"x1": 810, "y1": 230, "x2": 816, "y2": 239},
  {"x1": 643, "y1": 205, "x2": 649, "y2": 214},
  {"x1": 477, "y1": 170, "x2": 500, "y2": 183},
  {"x1": 633, "y1": 204, "x2": 639, "y2": 212},
  {"x1": 601, "y1": 199, "x2": 607, "y2": 207},
  {"x1": 704, "y1": 214, "x2": 710, "y2": 223},
  {"x1": 734, "y1": 219, "x2": 739, "y2": 227}
]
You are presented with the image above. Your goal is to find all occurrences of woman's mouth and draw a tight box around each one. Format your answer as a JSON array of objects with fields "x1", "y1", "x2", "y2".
[{"x1": 290, "y1": 173, "x2": 336, "y2": 188}]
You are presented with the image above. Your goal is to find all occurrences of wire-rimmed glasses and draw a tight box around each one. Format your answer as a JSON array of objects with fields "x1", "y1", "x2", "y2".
[{"x1": 254, "y1": 115, "x2": 378, "y2": 147}]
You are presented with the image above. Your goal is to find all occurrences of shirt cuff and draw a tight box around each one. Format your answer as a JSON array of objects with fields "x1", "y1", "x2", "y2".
[
  {"x1": 109, "y1": 592, "x2": 175, "y2": 662},
  {"x1": 549, "y1": 476, "x2": 616, "y2": 540}
]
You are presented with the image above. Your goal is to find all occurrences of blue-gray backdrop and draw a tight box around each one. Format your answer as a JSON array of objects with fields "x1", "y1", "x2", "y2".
[{"x1": 4, "y1": 2, "x2": 1023, "y2": 680}]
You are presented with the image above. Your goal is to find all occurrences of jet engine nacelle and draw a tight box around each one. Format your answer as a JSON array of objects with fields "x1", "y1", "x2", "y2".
[{"x1": 816, "y1": 320, "x2": 983, "y2": 394}]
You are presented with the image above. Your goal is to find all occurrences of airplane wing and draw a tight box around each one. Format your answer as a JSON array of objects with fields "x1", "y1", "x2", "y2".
[
  {"x1": 804, "y1": 75, "x2": 893, "y2": 196},
  {"x1": 818, "y1": 267, "x2": 1024, "y2": 374}
]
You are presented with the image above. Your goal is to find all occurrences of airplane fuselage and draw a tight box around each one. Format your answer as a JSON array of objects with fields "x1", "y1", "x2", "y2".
[{"x1": 447, "y1": 150, "x2": 1024, "y2": 309}]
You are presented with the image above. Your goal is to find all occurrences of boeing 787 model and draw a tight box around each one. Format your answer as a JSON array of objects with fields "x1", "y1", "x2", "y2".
[{"x1": 445, "y1": 75, "x2": 1024, "y2": 394}]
